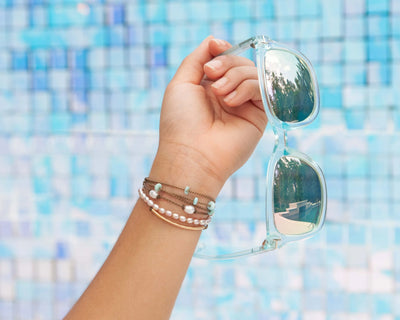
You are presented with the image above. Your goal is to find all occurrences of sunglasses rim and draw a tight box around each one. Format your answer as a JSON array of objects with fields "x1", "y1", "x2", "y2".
[
  {"x1": 265, "y1": 147, "x2": 327, "y2": 242},
  {"x1": 193, "y1": 146, "x2": 327, "y2": 260},
  {"x1": 218, "y1": 35, "x2": 320, "y2": 130},
  {"x1": 255, "y1": 41, "x2": 320, "y2": 130}
]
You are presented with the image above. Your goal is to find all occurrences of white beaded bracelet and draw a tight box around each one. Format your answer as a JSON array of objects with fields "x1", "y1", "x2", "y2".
[{"x1": 139, "y1": 188, "x2": 211, "y2": 231}]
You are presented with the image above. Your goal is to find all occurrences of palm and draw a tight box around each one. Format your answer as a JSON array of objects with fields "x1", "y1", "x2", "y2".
[{"x1": 159, "y1": 79, "x2": 267, "y2": 182}]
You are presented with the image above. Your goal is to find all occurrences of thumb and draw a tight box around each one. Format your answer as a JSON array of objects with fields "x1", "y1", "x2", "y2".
[{"x1": 171, "y1": 36, "x2": 214, "y2": 85}]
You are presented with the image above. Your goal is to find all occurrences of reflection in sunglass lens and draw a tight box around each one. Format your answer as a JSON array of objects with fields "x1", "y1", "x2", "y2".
[
  {"x1": 264, "y1": 50, "x2": 315, "y2": 123},
  {"x1": 273, "y1": 156, "x2": 322, "y2": 235}
]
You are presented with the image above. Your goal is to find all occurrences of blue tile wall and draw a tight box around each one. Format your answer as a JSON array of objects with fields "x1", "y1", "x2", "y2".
[{"x1": 0, "y1": 0, "x2": 399, "y2": 319}]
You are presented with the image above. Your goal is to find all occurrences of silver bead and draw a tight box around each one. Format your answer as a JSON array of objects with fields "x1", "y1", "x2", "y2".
[
  {"x1": 166, "y1": 210, "x2": 172, "y2": 217},
  {"x1": 172, "y1": 213, "x2": 179, "y2": 220},
  {"x1": 200, "y1": 220, "x2": 205, "y2": 226},
  {"x1": 159, "y1": 208, "x2": 165, "y2": 214},
  {"x1": 153, "y1": 204, "x2": 159, "y2": 210},
  {"x1": 187, "y1": 218, "x2": 193, "y2": 224},
  {"x1": 179, "y1": 216, "x2": 186, "y2": 222},
  {"x1": 194, "y1": 219, "x2": 199, "y2": 225}
]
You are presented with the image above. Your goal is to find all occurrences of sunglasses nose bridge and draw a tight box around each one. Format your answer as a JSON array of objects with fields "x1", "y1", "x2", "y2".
[{"x1": 273, "y1": 127, "x2": 288, "y2": 151}]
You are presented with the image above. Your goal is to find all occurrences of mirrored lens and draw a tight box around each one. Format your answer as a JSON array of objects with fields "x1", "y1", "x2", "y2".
[
  {"x1": 264, "y1": 49, "x2": 315, "y2": 123},
  {"x1": 273, "y1": 156, "x2": 322, "y2": 235}
]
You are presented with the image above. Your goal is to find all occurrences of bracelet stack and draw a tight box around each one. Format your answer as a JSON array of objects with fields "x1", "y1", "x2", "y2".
[{"x1": 138, "y1": 178, "x2": 216, "y2": 231}]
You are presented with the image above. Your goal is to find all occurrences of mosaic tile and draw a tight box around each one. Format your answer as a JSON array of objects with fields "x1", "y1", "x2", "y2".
[{"x1": 0, "y1": 0, "x2": 399, "y2": 319}]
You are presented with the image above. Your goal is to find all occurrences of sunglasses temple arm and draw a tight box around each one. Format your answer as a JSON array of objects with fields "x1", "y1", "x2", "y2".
[
  {"x1": 194, "y1": 244, "x2": 274, "y2": 260},
  {"x1": 218, "y1": 37, "x2": 257, "y2": 56}
]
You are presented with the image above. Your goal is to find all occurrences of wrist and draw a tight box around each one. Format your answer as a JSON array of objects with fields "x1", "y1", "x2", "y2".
[{"x1": 149, "y1": 143, "x2": 225, "y2": 199}]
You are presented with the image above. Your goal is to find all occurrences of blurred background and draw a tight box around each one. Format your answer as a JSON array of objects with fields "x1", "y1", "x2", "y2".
[{"x1": 0, "y1": 0, "x2": 399, "y2": 319}]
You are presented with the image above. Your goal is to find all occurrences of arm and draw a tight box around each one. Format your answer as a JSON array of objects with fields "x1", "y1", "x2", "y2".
[{"x1": 64, "y1": 36, "x2": 267, "y2": 320}]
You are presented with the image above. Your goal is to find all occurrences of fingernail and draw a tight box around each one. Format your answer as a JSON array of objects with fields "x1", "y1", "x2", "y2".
[
  {"x1": 212, "y1": 77, "x2": 228, "y2": 89},
  {"x1": 205, "y1": 59, "x2": 222, "y2": 71},
  {"x1": 214, "y1": 39, "x2": 228, "y2": 47},
  {"x1": 224, "y1": 90, "x2": 237, "y2": 102}
]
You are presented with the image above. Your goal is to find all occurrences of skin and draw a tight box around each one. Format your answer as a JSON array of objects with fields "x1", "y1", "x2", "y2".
[{"x1": 64, "y1": 36, "x2": 268, "y2": 320}]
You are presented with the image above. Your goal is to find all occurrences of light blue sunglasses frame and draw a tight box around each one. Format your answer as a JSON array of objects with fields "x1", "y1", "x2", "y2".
[{"x1": 195, "y1": 36, "x2": 327, "y2": 259}]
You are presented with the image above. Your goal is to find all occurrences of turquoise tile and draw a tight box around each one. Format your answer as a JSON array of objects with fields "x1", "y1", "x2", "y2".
[
  {"x1": 148, "y1": 24, "x2": 169, "y2": 45},
  {"x1": 345, "y1": 40, "x2": 366, "y2": 62},
  {"x1": 368, "y1": 38, "x2": 390, "y2": 61},
  {"x1": 344, "y1": 0, "x2": 365, "y2": 14},
  {"x1": 298, "y1": 0, "x2": 320, "y2": 16},
  {"x1": 166, "y1": 2, "x2": 187, "y2": 22},
  {"x1": 0, "y1": 51, "x2": 10, "y2": 69},
  {"x1": 349, "y1": 224, "x2": 366, "y2": 244},
  {"x1": 322, "y1": 41, "x2": 343, "y2": 62},
  {"x1": 367, "y1": 0, "x2": 390, "y2": 13},
  {"x1": 31, "y1": 6, "x2": 47, "y2": 27},
  {"x1": 106, "y1": 69, "x2": 128, "y2": 89},
  {"x1": 349, "y1": 294, "x2": 370, "y2": 312},
  {"x1": 345, "y1": 17, "x2": 365, "y2": 38},
  {"x1": 320, "y1": 63, "x2": 343, "y2": 86},
  {"x1": 276, "y1": 0, "x2": 297, "y2": 17},
  {"x1": 188, "y1": 2, "x2": 209, "y2": 22},
  {"x1": 299, "y1": 19, "x2": 321, "y2": 40},
  {"x1": 232, "y1": 1, "x2": 252, "y2": 19},
  {"x1": 368, "y1": 15, "x2": 390, "y2": 37},
  {"x1": 368, "y1": 62, "x2": 391, "y2": 85},
  {"x1": 373, "y1": 294, "x2": 392, "y2": 315},
  {"x1": 276, "y1": 20, "x2": 297, "y2": 41},
  {"x1": 146, "y1": 2, "x2": 166, "y2": 23},
  {"x1": 321, "y1": 87, "x2": 342, "y2": 108},
  {"x1": 210, "y1": 1, "x2": 232, "y2": 21},
  {"x1": 0, "y1": 9, "x2": 6, "y2": 27},
  {"x1": 345, "y1": 110, "x2": 366, "y2": 129},
  {"x1": 345, "y1": 64, "x2": 367, "y2": 85},
  {"x1": 126, "y1": 4, "x2": 145, "y2": 24}
]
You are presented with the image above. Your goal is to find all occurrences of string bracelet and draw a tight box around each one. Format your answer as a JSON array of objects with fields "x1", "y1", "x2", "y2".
[
  {"x1": 143, "y1": 178, "x2": 216, "y2": 217},
  {"x1": 138, "y1": 178, "x2": 216, "y2": 231}
]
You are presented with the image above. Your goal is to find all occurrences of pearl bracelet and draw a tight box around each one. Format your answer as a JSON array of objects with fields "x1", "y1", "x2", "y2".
[{"x1": 139, "y1": 188, "x2": 212, "y2": 231}]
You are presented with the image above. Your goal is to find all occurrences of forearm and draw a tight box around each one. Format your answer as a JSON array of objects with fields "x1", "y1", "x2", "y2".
[
  {"x1": 64, "y1": 199, "x2": 201, "y2": 320},
  {"x1": 64, "y1": 158, "x2": 222, "y2": 320},
  {"x1": 63, "y1": 35, "x2": 263, "y2": 319}
]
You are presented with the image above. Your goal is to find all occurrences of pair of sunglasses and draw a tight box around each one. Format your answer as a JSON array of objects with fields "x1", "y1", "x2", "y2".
[{"x1": 195, "y1": 36, "x2": 327, "y2": 259}]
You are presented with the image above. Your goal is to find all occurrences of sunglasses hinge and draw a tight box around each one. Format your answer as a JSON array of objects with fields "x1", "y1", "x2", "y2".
[{"x1": 262, "y1": 238, "x2": 281, "y2": 250}]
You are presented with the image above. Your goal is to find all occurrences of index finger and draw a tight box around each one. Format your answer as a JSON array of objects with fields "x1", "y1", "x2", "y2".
[{"x1": 171, "y1": 37, "x2": 231, "y2": 85}]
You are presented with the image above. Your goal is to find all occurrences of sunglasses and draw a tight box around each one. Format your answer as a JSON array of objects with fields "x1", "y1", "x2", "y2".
[{"x1": 195, "y1": 36, "x2": 327, "y2": 259}]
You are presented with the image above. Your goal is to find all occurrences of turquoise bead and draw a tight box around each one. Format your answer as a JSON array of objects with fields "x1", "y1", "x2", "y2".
[
  {"x1": 193, "y1": 197, "x2": 198, "y2": 205},
  {"x1": 207, "y1": 201, "x2": 215, "y2": 210},
  {"x1": 184, "y1": 186, "x2": 190, "y2": 194},
  {"x1": 155, "y1": 183, "x2": 162, "y2": 192}
]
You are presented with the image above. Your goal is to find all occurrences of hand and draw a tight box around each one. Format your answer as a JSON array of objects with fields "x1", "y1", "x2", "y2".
[{"x1": 150, "y1": 36, "x2": 268, "y2": 197}]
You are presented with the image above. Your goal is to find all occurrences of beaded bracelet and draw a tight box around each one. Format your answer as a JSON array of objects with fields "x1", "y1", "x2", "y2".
[
  {"x1": 138, "y1": 178, "x2": 216, "y2": 231},
  {"x1": 143, "y1": 178, "x2": 216, "y2": 216}
]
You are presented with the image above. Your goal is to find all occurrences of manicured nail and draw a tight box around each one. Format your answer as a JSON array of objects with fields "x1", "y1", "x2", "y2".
[
  {"x1": 224, "y1": 90, "x2": 237, "y2": 102},
  {"x1": 212, "y1": 77, "x2": 228, "y2": 89},
  {"x1": 214, "y1": 39, "x2": 228, "y2": 47},
  {"x1": 205, "y1": 59, "x2": 222, "y2": 71}
]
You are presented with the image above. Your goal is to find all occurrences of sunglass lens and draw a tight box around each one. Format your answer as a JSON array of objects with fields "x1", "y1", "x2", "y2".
[
  {"x1": 264, "y1": 50, "x2": 316, "y2": 123},
  {"x1": 273, "y1": 156, "x2": 323, "y2": 235}
]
